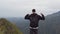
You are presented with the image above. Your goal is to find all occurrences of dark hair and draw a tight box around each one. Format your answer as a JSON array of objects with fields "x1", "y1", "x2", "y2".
[{"x1": 32, "y1": 9, "x2": 36, "y2": 12}]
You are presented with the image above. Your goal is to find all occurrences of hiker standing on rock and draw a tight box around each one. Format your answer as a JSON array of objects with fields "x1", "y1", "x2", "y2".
[{"x1": 24, "y1": 9, "x2": 45, "y2": 34}]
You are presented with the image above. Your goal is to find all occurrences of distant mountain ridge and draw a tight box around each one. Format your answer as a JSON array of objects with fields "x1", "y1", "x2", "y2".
[{"x1": 6, "y1": 11, "x2": 60, "y2": 34}]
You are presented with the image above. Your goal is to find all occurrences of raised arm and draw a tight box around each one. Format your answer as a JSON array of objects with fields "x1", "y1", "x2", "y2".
[
  {"x1": 38, "y1": 13, "x2": 45, "y2": 20},
  {"x1": 41, "y1": 13, "x2": 45, "y2": 20},
  {"x1": 24, "y1": 14, "x2": 30, "y2": 20}
]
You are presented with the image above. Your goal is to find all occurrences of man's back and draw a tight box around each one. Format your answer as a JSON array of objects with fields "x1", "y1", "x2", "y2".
[
  {"x1": 29, "y1": 13, "x2": 41, "y2": 27},
  {"x1": 25, "y1": 13, "x2": 45, "y2": 27}
]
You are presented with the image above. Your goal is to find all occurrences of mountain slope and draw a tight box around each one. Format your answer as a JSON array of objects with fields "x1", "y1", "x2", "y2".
[
  {"x1": 44, "y1": 11, "x2": 60, "y2": 34},
  {"x1": 0, "y1": 18, "x2": 22, "y2": 34},
  {"x1": 38, "y1": 11, "x2": 60, "y2": 34}
]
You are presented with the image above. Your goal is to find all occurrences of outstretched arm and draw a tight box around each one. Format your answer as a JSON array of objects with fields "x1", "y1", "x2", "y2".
[{"x1": 24, "y1": 14, "x2": 30, "y2": 20}]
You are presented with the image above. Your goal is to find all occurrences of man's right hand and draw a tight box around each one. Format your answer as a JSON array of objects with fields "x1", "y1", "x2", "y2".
[
  {"x1": 41, "y1": 13, "x2": 43, "y2": 15},
  {"x1": 27, "y1": 14, "x2": 30, "y2": 16}
]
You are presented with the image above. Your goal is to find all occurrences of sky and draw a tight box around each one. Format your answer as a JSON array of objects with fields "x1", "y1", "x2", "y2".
[{"x1": 0, "y1": 0, "x2": 60, "y2": 17}]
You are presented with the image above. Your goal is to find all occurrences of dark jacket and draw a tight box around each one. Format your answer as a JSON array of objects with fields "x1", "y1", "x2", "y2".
[{"x1": 25, "y1": 13, "x2": 45, "y2": 27}]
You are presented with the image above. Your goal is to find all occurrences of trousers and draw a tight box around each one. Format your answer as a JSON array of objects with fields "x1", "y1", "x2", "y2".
[{"x1": 29, "y1": 27, "x2": 38, "y2": 34}]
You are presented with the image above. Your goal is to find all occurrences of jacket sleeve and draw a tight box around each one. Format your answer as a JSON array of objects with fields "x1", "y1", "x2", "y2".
[
  {"x1": 39, "y1": 14, "x2": 45, "y2": 20},
  {"x1": 24, "y1": 14, "x2": 30, "y2": 20}
]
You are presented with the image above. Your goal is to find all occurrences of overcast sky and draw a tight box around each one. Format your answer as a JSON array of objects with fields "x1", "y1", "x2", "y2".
[{"x1": 0, "y1": 0, "x2": 60, "y2": 17}]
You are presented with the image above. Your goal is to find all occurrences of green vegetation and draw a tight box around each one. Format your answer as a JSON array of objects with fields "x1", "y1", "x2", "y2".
[{"x1": 0, "y1": 18, "x2": 22, "y2": 34}]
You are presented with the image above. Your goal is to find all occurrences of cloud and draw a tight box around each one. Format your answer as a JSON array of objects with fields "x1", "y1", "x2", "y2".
[
  {"x1": 0, "y1": 0, "x2": 60, "y2": 17},
  {"x1": 16, "y1": 0, "x2": 48, "y2": 9},
  {"x1": 0, "y1": 0, "x2": 16, "y2": 9},
  {"x1": 47, "y1": 0, "x2": 60, "y2": 9}
]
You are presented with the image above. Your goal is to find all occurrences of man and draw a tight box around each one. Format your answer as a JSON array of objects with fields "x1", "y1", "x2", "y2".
[{"x1": 24, "y1": 9, "x2": 45, "y2": 34}]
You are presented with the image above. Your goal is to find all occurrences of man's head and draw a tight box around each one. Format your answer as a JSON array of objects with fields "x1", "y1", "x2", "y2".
[{"x1": 32, "y1": 9, "x2": 36, "y2": 13}]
